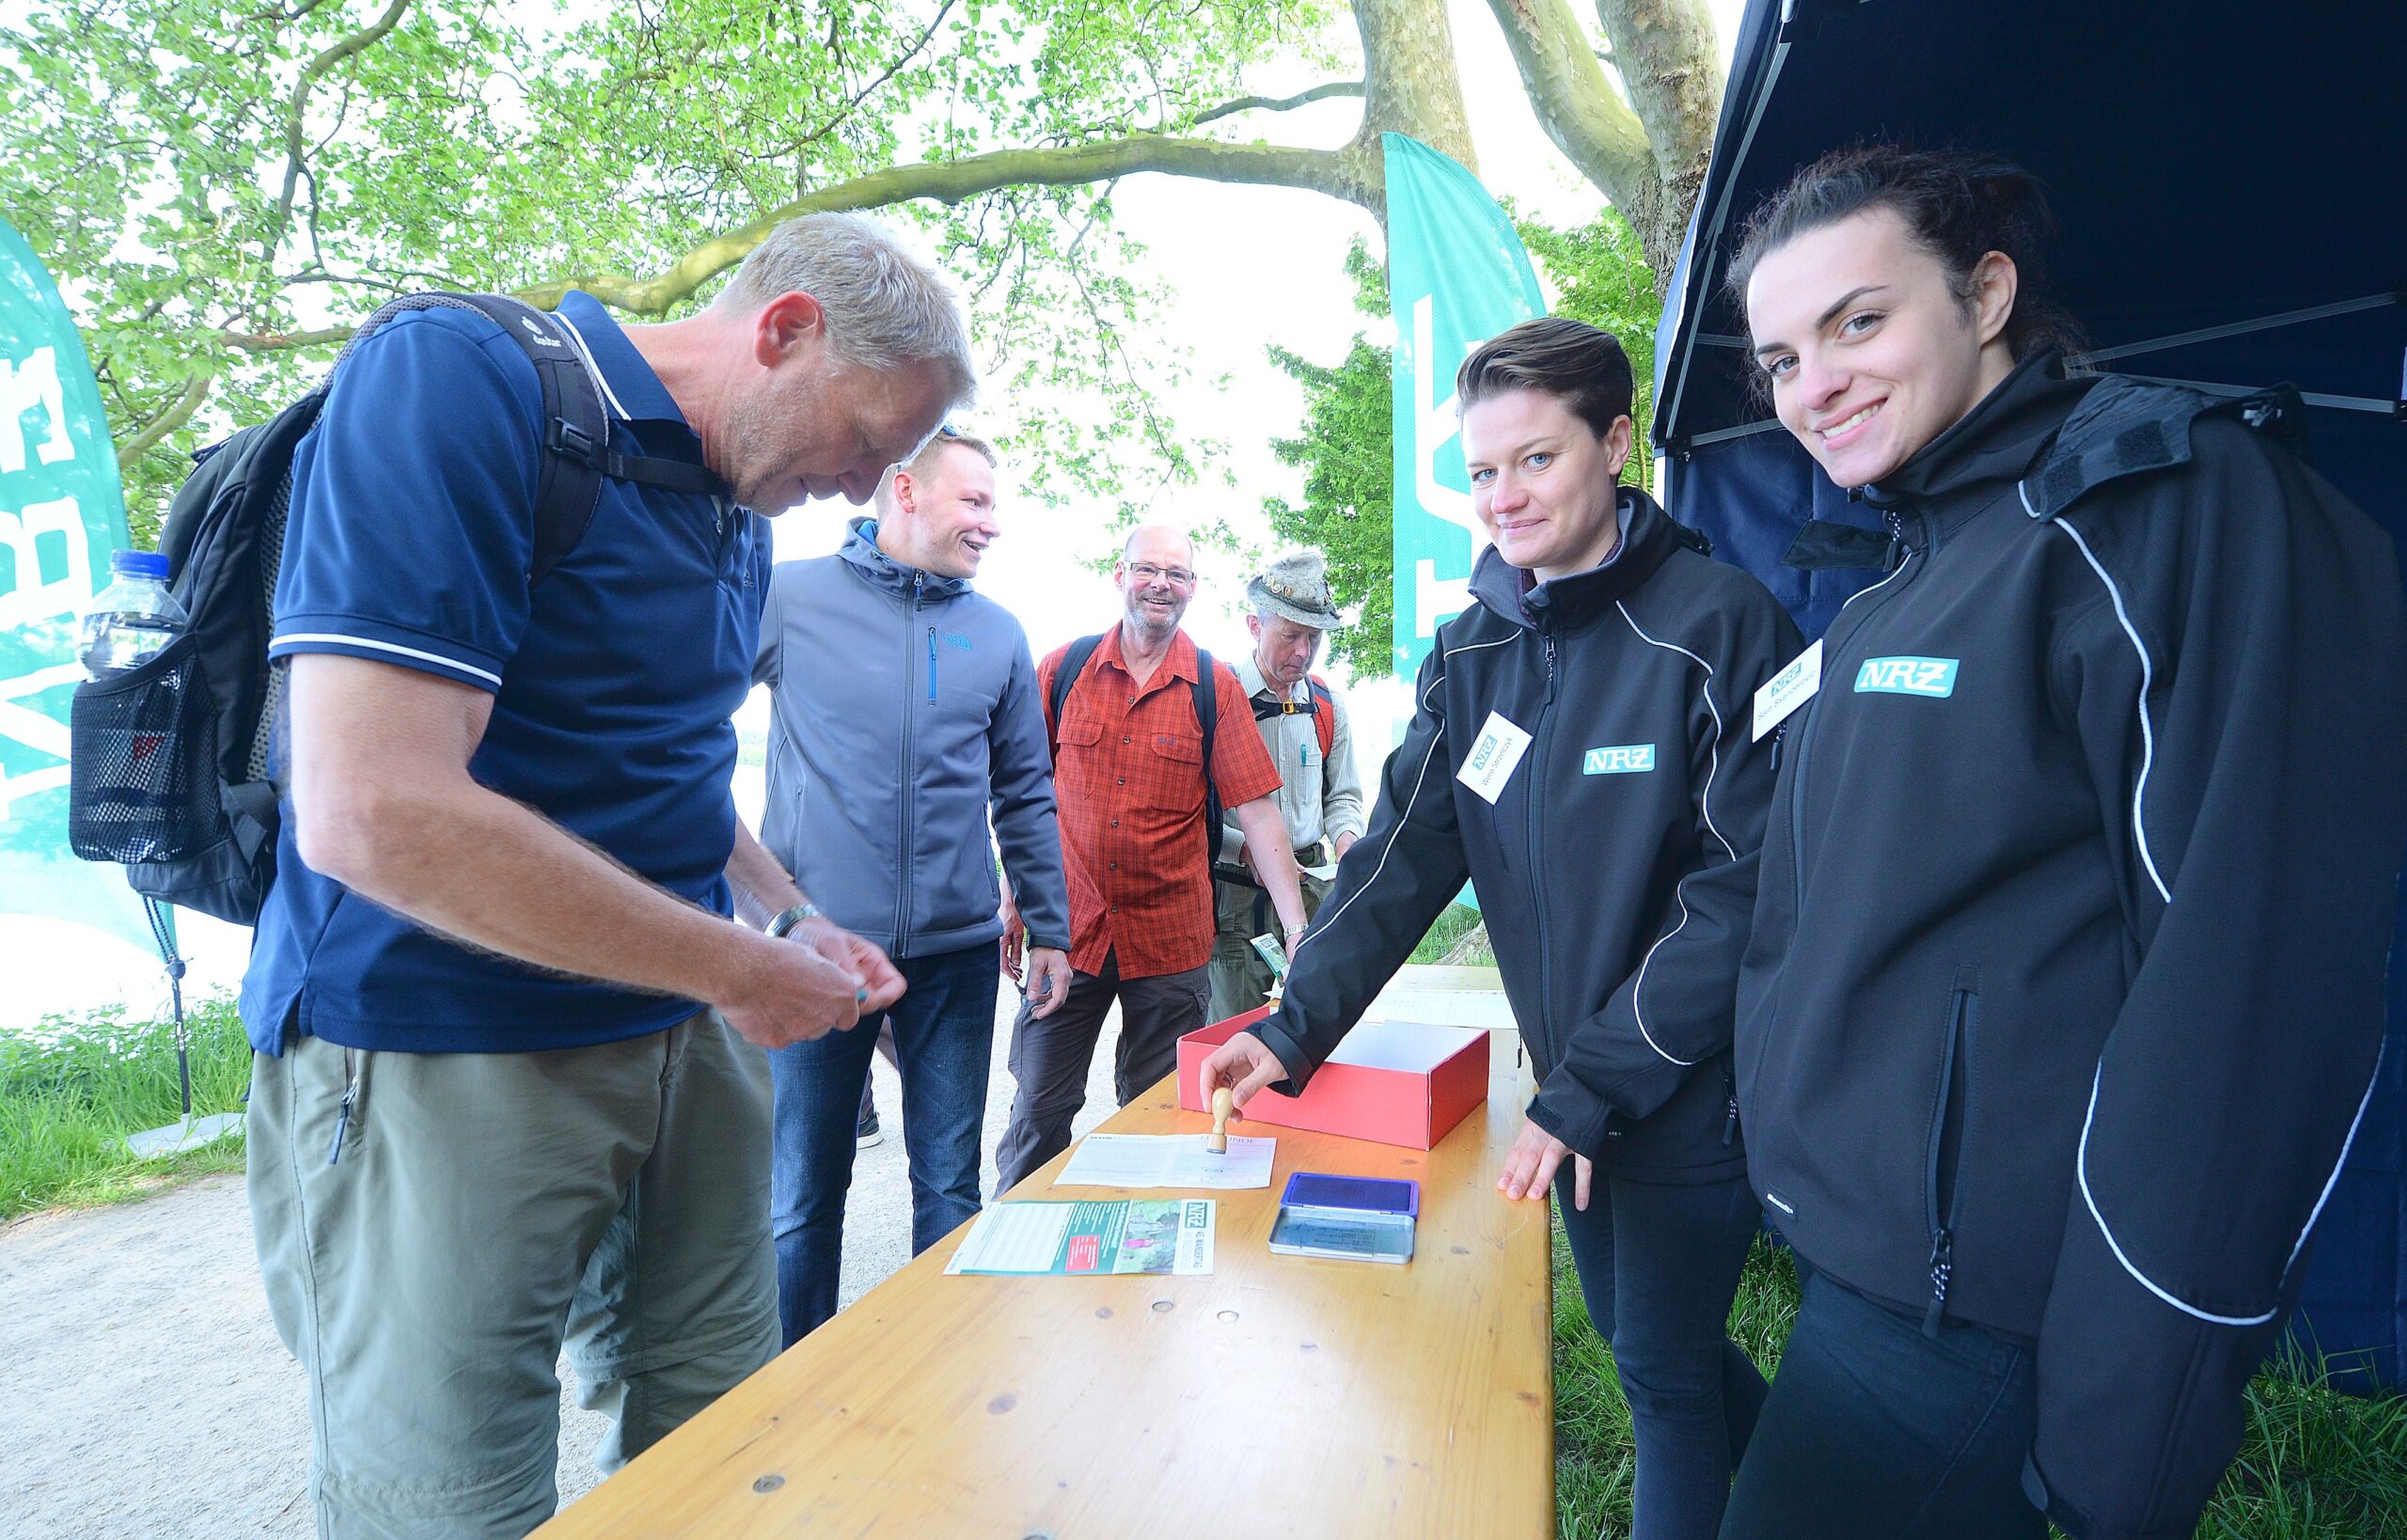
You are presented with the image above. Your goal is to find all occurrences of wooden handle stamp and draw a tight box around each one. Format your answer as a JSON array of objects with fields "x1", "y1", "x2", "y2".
[{"x1": 1204, "y1": 1085, "x2": 1234, "y2": 1154}]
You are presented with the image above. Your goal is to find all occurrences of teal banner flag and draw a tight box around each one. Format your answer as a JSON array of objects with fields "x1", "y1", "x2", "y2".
[
  {"x1": 1383, "y1": 133, "x2": 1546, "y2": 683},
  {"x1": 0, "y1": 218, "x2": 154, "y2": 964}
]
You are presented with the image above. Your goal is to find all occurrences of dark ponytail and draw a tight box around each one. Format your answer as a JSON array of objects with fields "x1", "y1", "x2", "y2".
[{"x1": 1727, "y1": 144, "x2": 2087, "y2": 360}]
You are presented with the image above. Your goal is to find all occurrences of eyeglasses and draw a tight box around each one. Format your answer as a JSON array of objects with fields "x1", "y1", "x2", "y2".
[{"x1": 1125, "y1": 561, "x2": 1196, "y2": 588}]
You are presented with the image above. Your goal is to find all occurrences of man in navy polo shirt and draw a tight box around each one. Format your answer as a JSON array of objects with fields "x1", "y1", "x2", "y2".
[{"x1": 241, "y1": 212, "x2": 974, "y2": 1539}]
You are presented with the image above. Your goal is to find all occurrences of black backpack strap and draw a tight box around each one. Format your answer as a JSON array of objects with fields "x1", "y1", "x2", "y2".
[
  {"x1": 452, "y1": 295, "x2": 732, "y2": 583},
  {"x1": 1046, "y1": 634, "x2": 1106, "y2": 760},
  {"x1": 1194, "y1": 648, "x2": 1222, "y2": 869}
]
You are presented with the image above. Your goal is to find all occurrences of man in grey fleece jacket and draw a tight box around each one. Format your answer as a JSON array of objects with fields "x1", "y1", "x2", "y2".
[{"x1": 751, "y1": 427, "x2": 1073, "y2": 1344}]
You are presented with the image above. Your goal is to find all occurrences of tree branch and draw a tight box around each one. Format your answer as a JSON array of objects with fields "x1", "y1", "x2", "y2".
[
  {"x1": 1484, "y1": 0, "x2": 1707, "y2": 286},
  {"x1": 1592, "y1": 0, "x2": 1722, "y2": 184},
  {"x1": 1192, "y1": 80, "x2": 1365, "y2": 126},
  {"x1": 222, "y1": 134, "x2": 1355, "y2": 350},
  {"x1": 1484, "y1": 0, "x2": 1651, "y2": 197},
  {"x1": 264, "y1": 0, "x2": 413, "y2": 264},
  {"x1": 116, "y1": 370, "x2": 216, "y2": 469}
]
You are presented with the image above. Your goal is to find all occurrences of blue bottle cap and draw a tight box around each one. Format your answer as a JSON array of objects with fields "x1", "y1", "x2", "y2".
[{"x1": 110, "y1": 550, "x2": 170, "y2": 580}]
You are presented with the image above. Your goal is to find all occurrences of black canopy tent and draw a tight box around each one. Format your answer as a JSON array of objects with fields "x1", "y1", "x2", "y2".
[{"x1": 1652, "y1": 0, "x2": 2407, "y2": 1388}]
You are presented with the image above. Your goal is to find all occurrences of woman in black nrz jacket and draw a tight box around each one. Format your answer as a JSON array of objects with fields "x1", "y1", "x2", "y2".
[
  {"x1": 1201, "y1": 318, "x2": 1803, "y2": 1540},
  {"x1": 1721, "y1": 145, "x2": 2407, "y2": 1540}
]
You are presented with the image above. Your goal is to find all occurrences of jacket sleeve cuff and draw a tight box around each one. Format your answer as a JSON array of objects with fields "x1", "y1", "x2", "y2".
[
  {"x1": 2022, "y1": 1454, "x2": 2191, "y2": 1540},
  {"x1": 1526, "y1": 1090, "x2": 1609, "y2": 1162},
  {"x1": 1247, "y1": 1014, "x2": 1317, "y2": 1096}
]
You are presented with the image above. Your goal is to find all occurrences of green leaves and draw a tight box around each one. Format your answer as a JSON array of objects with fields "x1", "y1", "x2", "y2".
[
  {"x1": 1262, "y1": 212, "x2": 1661, "y2": 681},
  {"x1": 5, "y1": 0, "x2": 1334, "y2": 537}
]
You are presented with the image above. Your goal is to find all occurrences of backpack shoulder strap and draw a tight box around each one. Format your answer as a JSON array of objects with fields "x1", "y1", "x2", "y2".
[
  {"x1": 1046, "y1": 633, "x2": 1106, "y2": 757},
  {"x1": 452, "y1": 296, "x2": 601, "y2": 584},
  {"x1": 1194, "y1": 649, "x2": 1223, "y2": 866},
  {"x1": 1308, "y1": 676, "x2": 1335, "y2": 759},
  {"x1": 450, "y1": 295, "x2": 731, "y2": 584}
]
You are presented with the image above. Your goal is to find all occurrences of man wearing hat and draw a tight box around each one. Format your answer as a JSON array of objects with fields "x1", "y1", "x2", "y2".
[{"x1": 1210, "y1": 550, "x2": 1367, "y2": 1019}]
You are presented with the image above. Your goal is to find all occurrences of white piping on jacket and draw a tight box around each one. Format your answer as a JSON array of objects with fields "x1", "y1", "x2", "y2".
[
  {"x1": 1613, "y1": 601, "x2": 1735, "y2": 1067},
  {"x1": 2029, "y1": 485, "x2": 2172, "y2": 904},
  {"x1": 1293, "y1": 631, "x2": 1516, "y2": 958},
  {"x1": 272, "y1": 632, "x2": 504, "y2": 687},
  {"x1": 2076, "y1": 1063, "x2": 2275, "y2": 1326},
  {"x1": 2282, "y1": 1039, "x2": 2385, "y2": 1281}
]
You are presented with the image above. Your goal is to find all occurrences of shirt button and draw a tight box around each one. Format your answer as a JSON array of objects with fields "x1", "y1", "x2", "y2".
[
  {"x1": 1123, "y1": 736, "x2": 1131, "y2": 745},
  {"x1": 1117, "y1": 777, "x2": 1125, "y2": 786},
  {"x1": 1110, "y1": 819, "x2": 1119, "y2": 827},
  {"x1": 1109, "y1": 861, "x2": 1118, "y2": 871}
]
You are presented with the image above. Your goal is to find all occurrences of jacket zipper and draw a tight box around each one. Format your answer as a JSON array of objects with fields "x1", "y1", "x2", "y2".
[
  {"x1": 896, "y1": 573, "x2": 923, "y2": 947},
  {"x1": 1721, "y1": 1057, "x2": 1738, "y2": 1147},
  {"x1": 926, "y1": 625, "x2": 937, "y2": 702},
  {"x1": 1923, "y1": 969, "x2": 1977, "y2": 1335},
  {"x1": 1527, "y1": 629, "x2": 1560, "y2": 1048},
  {"x1": 1786, "y1": 509, "x2": 1923, "y2": 913}
]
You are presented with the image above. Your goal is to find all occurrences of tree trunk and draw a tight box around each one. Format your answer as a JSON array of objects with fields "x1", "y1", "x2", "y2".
[
  {"x1": 1341, "y1": 0, "x2": 1480, "y2": 211},
  {"x1": 1483, "y1": 0, "x2": 1721, "y2": 287}
]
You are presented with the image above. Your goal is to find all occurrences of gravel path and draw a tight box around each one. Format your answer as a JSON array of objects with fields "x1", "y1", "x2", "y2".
[{"x1": 0, "y1": 980, "x2": 1125, "y2": 1538}]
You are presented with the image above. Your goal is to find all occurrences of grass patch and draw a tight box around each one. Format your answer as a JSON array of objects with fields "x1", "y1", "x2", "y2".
[
  {"x1": 1, "y1": 996, "x2": 251, "y2": 1220},
  {"x1": 1409, "y1": 902, "x2": 1490, "y2": 964},
  {"x1": 1550, "y1": 1218, "x2": 2405, "y2": 1539}
]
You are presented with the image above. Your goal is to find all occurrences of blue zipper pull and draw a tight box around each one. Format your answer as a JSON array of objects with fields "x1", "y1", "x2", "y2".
[{"x1": 927, "y1": 626, "x2": 936, "y2": 701}]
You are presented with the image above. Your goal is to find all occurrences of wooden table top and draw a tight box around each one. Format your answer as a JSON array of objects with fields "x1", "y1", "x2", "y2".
[{"x1": 540, "y1": 1027, "x2": 1551, "y2": 1539}]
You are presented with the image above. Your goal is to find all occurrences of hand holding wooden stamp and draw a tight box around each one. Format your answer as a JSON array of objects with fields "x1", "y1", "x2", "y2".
[{"x1": 1204, "y1": 1085, "x2": 1234, "y2": 1155}]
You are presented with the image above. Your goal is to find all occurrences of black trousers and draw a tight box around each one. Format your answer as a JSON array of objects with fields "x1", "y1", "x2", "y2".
[
  {"x1": 994, "y1": 947, "x2": 1210, "y2": 1190},
  {"x1": 1719, "y1": 1267, "x2": 2044, "y2": 1540}
]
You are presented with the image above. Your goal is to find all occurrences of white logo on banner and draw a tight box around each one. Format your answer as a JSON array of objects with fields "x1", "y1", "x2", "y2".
[{"x1": 1, "y1": 344, "x2": 89, "y2": 820}]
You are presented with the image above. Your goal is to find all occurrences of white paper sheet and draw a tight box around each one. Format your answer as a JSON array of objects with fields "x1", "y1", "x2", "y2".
[
  {"x1": 947, "y1": 1202, "x2": 1074, "y2": 1272},
  {"x1": 1322, "y1": 1018, "x2": 1486, "y2": 1073},
  {"x1": 1055, "y1": 1132, "x2": 1277, "y2": 1189}
]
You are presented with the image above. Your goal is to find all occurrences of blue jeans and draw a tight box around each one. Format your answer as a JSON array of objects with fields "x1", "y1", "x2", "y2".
[
  {"x1": 1719, "y1": 1266, "x2": 2044, "y2": 1540},
  {"x1": 1558, "y1": 1169, "x2": 1769, "y2": 1540},
  {"x1": 769, "y1": 944, "x2": 999, "y2": 1346}
]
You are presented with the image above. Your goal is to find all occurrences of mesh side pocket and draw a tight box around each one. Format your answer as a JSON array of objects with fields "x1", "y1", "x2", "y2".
[{"x1": 69, "y1": 636, "x2": 225, "y2": 864}]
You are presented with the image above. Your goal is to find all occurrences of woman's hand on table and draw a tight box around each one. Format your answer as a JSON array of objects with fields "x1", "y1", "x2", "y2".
[{"x1": 1499, "y1": 1118, "x2": 1592, "y2": 1210}]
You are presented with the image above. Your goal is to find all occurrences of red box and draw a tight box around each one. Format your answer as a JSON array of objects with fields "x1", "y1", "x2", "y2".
[{"x1": 1175, "y1": 1008, "x2": 1489, "y2": 1151}]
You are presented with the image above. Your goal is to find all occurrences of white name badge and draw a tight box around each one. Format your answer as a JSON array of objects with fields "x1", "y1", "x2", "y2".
[
  {"x1": 1456, "y1": 711, "x2": 1534, "y2": 804},
  {"x1": 1753, "y1": 639, "x2": 1823, "y2": 741}
]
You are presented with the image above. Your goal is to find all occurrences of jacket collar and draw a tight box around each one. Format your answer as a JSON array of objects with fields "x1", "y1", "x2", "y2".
[
  {"x1": 1468, "y1": 484, "x2": 1692, "y2": 635},
  {"x1": 556, "y1": 291, "x2": 689, "y2": 428},
  {"x1": 1863, "y1": 348, "x2": 2092, "y2": 516},
  {"x1": 837, "y1": 516, "x2": 974, "y2": 600}
]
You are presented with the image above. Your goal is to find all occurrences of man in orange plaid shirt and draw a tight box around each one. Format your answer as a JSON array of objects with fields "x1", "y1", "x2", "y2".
[{"x1": 995, "y1": 525, "x2": 1308, "y2": 1188}]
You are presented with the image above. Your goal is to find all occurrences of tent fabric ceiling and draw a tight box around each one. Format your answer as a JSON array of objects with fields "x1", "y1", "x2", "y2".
[{"x1": 1655, "y1": 0, "x2": 2407, "y2": 448}]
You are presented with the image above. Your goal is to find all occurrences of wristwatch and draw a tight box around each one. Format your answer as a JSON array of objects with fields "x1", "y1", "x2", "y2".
[{"x1": 764, "y1": 903, "x2": 823, "y2": 938}]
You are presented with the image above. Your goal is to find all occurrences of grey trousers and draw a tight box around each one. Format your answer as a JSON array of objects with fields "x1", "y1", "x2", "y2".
[
  {"x1": 994, "y1": 948, "x2": 1211, "y2": 1190},
  {"x1": 1206, "y1": 868, "x2": 1331, "y2": 1021},
  {"x1": 246, "y1": 1009, "x2": 779, "y2": 1539}
]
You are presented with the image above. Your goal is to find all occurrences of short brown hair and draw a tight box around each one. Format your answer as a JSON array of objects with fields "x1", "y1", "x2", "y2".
[{"x1": 1455, "y1": 317, "x2": 1634, "y2": 439}]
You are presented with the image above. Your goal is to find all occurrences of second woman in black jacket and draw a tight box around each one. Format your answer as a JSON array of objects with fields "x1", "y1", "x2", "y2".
[{"x1": 1201, "y1": 318, "x2": 1801, "y2": 1540}]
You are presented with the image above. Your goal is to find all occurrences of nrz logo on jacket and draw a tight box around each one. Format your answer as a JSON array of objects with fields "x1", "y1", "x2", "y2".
[
  {"x1": 1852, "y1": 656, "x2": 1959, "y2": 698},
  {"x1": 1582, "y1": 744, "x2": 1656, "y2": 775}
]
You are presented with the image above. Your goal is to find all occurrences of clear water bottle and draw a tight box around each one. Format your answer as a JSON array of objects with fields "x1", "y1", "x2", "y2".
[{"x1": 78, "y1": 550, "x2": 188, "y2": 678}]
